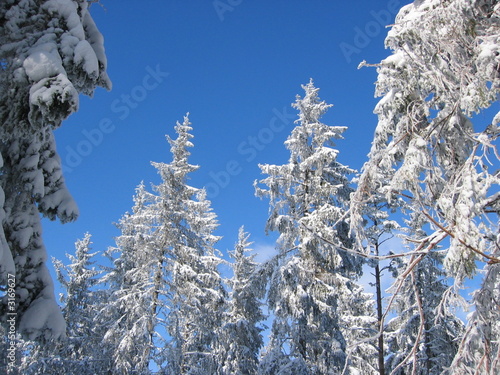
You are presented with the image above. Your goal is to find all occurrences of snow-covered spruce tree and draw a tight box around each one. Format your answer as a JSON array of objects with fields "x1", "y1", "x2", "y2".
[
  {"x1": 99, "y1": 182, "x2": 157, "y2": 375},
  {"x1": 148, "y1": 114, "x2": 226, "y2": 374},
  {"x1": 0, "y1": 0, "x2": 110, "y2": 340},
  {"x1": 356, "y1": 172, "x2": 409, "y2": 375},
  {"x1": 216, "y1": 226, "x2": 266, "y2": 375},
  {"x1": 255, "y1": 80, "x2": 376, "y2": 374},
  {"x1": 350, "y1": 1, "x2": 500, "y2": 370},
  {"x1": 18, "y1": 233, "x2": 110, "y2": 374},
  {"x1": 385, "y1": 248, "x2": 465, "y2": 375},
  {"x1": 99, "y1": 116, "x2": 226, "y2": 374},
  {"x1": 54, "y1": 233, "x2": 109, "y2": 373},
  {"x1": 447, "y1": 261, "x2": 500, "y2": 374},
  {"x1": 352, "y1": 0, "x2": 500, "y2": 280}
]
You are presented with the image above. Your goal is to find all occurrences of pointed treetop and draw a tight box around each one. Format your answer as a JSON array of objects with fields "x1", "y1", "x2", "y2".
[
  {"x1": 284, "y1": 79, "x2": 347, "y2": 164},
  {"x1": 72, "y1": 232, "x2": 99, "y2": 264},
  {"x1": 166, "y1": 112, "x2": 195, "y2": 167},
  {"x1": 292, "y1": 78, "x2": 333, "y2": 127},
  {"x1": 231, "y1": 226, "x2": 255, "y2": 261},
  {"x1": 131, "y1": 181, "x2": 153, "y2": 215},
  {"x1": 152, "y1": 113, "x2": 199, "y2": 184}
]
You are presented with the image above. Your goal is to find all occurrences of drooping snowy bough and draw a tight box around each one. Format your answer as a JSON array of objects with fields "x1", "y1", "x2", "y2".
[
  {"x1": 0, "y1": 0, "x2": 110, "y2": 340},
  {"x1": 352, "y1": 0, "x2": 500, "y2": 373}
]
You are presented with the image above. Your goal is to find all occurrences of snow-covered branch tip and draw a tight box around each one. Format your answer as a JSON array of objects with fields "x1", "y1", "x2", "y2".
[
  {"x1": 394, "y1": 190, "x2": 500, "y2": 265},
  {"x1": 357, "y1": 60, "x2": 382, "y2": 69}
]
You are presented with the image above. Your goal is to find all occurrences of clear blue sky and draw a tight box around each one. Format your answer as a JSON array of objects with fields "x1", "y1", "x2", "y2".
[{"x1": 43, "y1": 1, "x2": 412, "y2": 279}]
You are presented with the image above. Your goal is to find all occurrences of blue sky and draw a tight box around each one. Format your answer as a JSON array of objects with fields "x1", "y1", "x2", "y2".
[{"x1": 43, "y1": 0, "x2": 413, "y2": 280}]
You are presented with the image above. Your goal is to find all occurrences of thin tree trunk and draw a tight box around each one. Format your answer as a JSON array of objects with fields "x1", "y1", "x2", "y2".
[{"x1": 375, "y1": 243, "x2": 386, "y2": 375}]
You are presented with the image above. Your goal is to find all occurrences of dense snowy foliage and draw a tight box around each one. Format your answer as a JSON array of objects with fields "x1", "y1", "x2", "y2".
[
  {"x1": 100, "y1": 182, "x2": 159, "y2": 374},
  {"x1": 255, "y1": 80, "x2": 376, "y2": 374},
  {"x1": 385, "y1": 251, "x2": 465, "y2": 374},
  {"x1": 154, "y1": 116, "x2": 226, "y2": 374},
  {"x1": 2, "y1": 0, "x2": 500, "y2": 374},
  {"x1": 216, "y1": 227, "x2": 266, "y2": 375},
  {"x1": 16, "y1": 234, "x2": 110, "y2": 374},
  {"x1": 0, "y1": 0, "x2": 110, "y2": 340},
  {"x1": 449, "y1": 263, "x2": 500, "y2": 374},
  {"x1": 353, "y1": 0, "x2": 500, "y2": 279},
  {"x1": 87, "y1": 116, "x2": 226, "y2": 374},
  {"x1": 351, "y1": 0, "x2": 500, "y2": 372}
]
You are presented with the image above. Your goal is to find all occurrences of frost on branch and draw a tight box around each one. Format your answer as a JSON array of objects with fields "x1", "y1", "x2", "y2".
[
  {"x1": 350, "y1": 0, "x2": 500, "y2": 373},
  {"x1": 351, "y1": 0, "x2": 500, "y2": 282},
  {"x1": 448, "y1": 261, "x2": 500, "y2": 374}
]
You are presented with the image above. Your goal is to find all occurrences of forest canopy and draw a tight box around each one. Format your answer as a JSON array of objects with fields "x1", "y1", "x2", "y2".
[{"x1": 1, "y1": 0, "x2": 499, "y2": 374}]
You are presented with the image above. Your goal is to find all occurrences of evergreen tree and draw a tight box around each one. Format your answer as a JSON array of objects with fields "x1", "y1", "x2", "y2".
[
  {"x1": 448, "y1": 260, "x2": 500, "y2": 374},
  {"x1": 217, "y1": 226, "x2": 266, "y2": 375},
  {"x1": 157, "y1": 115, "x2": 226, "y2": 374},
  {"x1": 255, "y1": 80, "x2": 375, "y2": 374},
  {"x1": 351, "y1": 0, "x2": 500, "y2": 283},
  {"x1": 55, "y1": 233, "x2": 110, "y2": 373},
  {"x1": 17, "y1": 233, "x2": 110, "y2": 374},
  {"x1": 359, "y1": 185, "x2": 407, "y2": 375},
  {"x1": 99, "y1": 115, "x2": 226, "y2": 374},
  {"x1": 0, "y1": 0, "x2": 110, "y2": 339},
  {"x1": 100, "y1": 182, "x2": 157, "y2": 375},
  {"x1": 385, "y1": 250, "x2": 465, "y2": 374},
  {"x1": 350, "y1": 1, "x2": 500, "y2": 371}
]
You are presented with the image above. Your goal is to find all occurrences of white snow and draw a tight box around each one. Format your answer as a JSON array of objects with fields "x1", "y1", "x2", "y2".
[
  {"x1": 42, "y1": 0, "x2": 84, "y2": 38},
  {"x1": 493, "y1": 110, "x2": 500, "y2": 126},
  {"x1": 29, "y1": 73, "x2": 79, "y2": 115},
  {"x1": 23, "y1": 47, "x2": 65, "y2": 83},
  {"x1": 19, "y1": 296, "x2": 66, "y2": 340},
  {"x1": 19, "y1": 265, "x2": 66, "y2": 340},
  {"x1": 74, "y1": 40, "x2": 99, "y2": 76}
]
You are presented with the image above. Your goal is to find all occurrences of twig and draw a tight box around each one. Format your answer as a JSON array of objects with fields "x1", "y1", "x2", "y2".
[
  {"x1": 300, "y1": 221, "x2": 435, "y2": 262},
  {"x1": 389, "y1": 269, "x2": 426, "y2": 375},
  {"x1": 421, "y1": 208, "x2": 500, "y2": 264},
  {"x1": 394, "y1": 190, "x2": 500, "y2": 264}
]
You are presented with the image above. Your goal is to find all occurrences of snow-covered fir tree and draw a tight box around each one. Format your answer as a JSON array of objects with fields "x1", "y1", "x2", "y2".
[
  {"x1": 17, "y1": 233, "x2": 109, "y2": 374},
  {"x1": 356, "y1": 178, "x2": 409, "y2": 375},
  {"x1": 99, "y1": 182, "x2": 158, "y2": 375},
  {"x1": 0, "y1": 0, "x2": 110, "y2": 340},
  {"x1": 255, "y1": 80, "x2": 376, "y2": 374},
  {"x1": 385, "y1": 249, "x2": 465, "y2": 374},
  {"x1": 216, "y1": 226, "x2": 266, "y2": 375},
  {"x1": 54, "y1": 233, "x2": 110, "y2": 373},
  {"x1": 448, "y1": 261, "x2": 500, "y2": 374},
  {"x1": 384, "y1": 211, "x2": 465, "y2": 375},
  {"x1": 156, "y1": 115, "x2": 226, "y2": 374},
  {"x1": 351, "y1": 0, "x2": 500, "y2": 281},
  {"x1": 362, "y1": 207, "x2": 400, "y2": 375},
  {"x1": 350, "y1": 1, "x2": 500, "y2": 371},
  {"x1": 94, "y1": 115, "x2": 227, "y2": 374}
]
